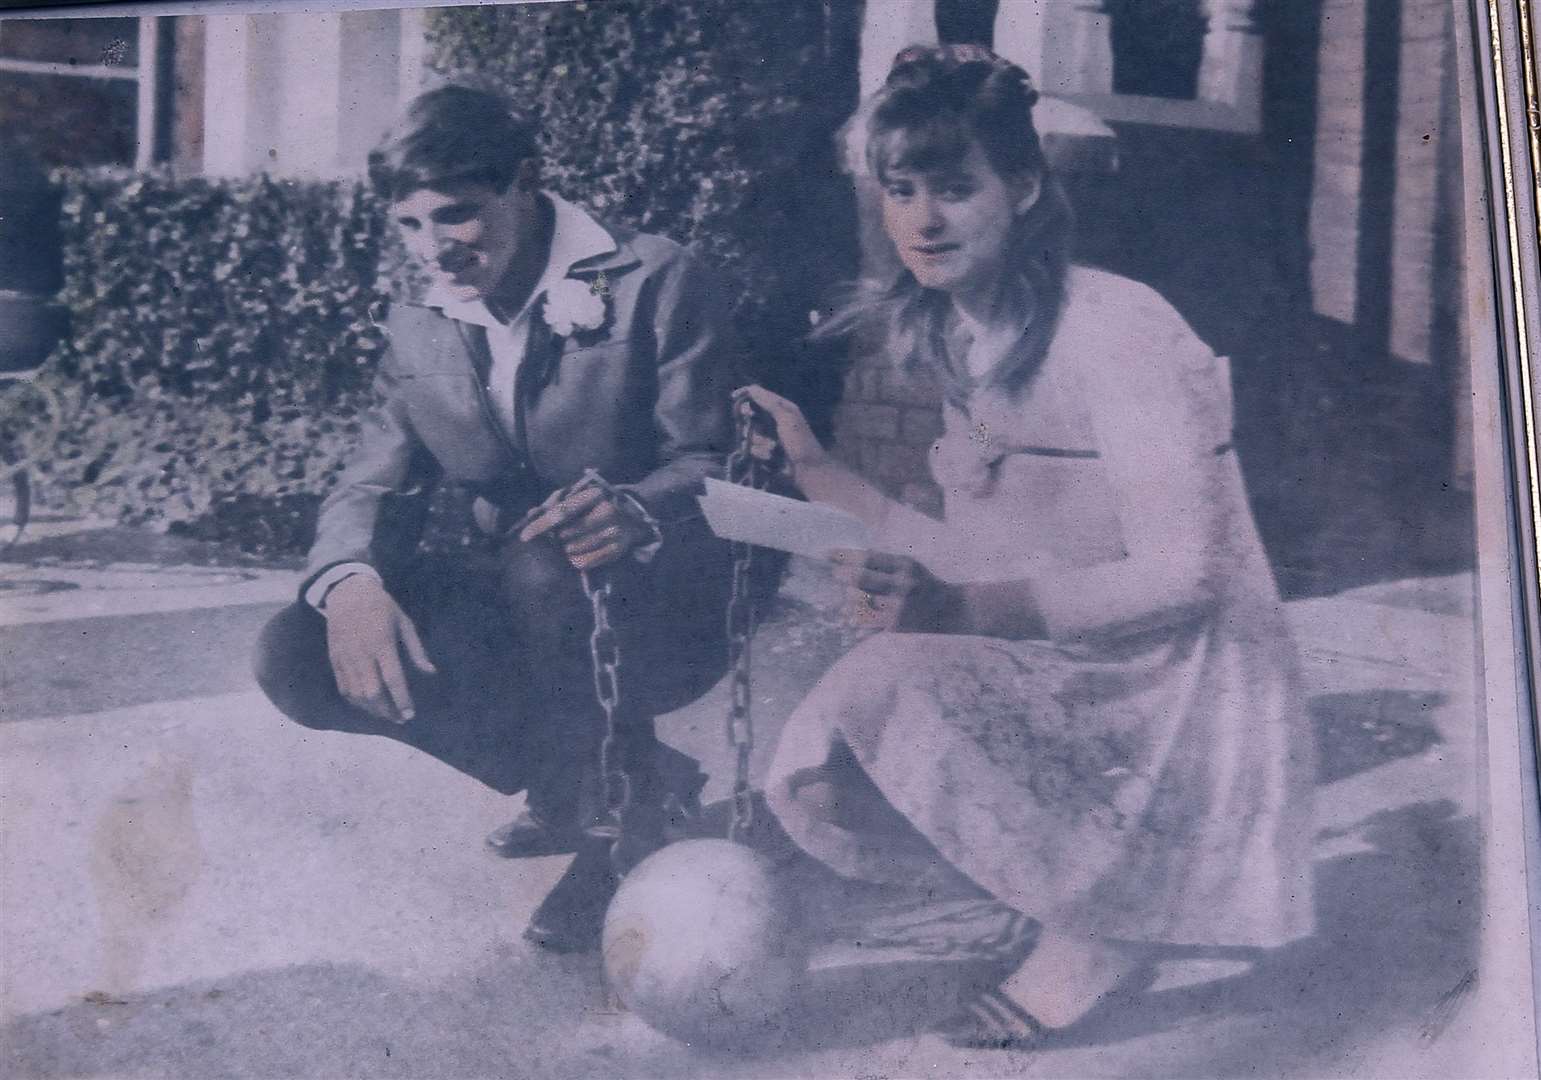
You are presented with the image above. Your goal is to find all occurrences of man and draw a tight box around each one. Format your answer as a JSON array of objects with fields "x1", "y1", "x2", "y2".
[{"x1": 254, "y1": 85, "x2": 740, "y2": 953}]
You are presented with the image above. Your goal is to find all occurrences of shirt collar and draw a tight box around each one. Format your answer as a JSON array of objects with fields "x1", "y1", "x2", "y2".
[{"x1": 425, "y1": 192, "x2": 618, "y2": 328}]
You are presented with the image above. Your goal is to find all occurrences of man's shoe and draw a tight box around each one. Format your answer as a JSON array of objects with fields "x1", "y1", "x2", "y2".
[
  {"x1": 485, "y1": 808, "x2": 584, "y2": 859},
  {"x1": 523, "y1": 844, "x2": 618, "y2": 954}
]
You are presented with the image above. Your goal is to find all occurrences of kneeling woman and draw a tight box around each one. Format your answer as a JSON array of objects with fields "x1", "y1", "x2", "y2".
[{"x1": 742, "y1": 45, "x2": 1315, "y2": 1045}]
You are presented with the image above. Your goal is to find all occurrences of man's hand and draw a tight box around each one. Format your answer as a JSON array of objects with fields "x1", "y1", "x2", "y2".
[
  {"x1": 830, "y1": 549, "x2": 955, "y2": 633},
  {"x1": 517, "y1": 482, "x2": 653, "y2": 572},
  {"x1": 323, "y1": 574, "x2": 437, "y2": 723}
]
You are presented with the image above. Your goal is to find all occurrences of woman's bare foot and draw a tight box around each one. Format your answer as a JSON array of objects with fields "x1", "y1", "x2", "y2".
[{"x1": 993, "y1": 927, "x2": 1143, "y2": 1030}]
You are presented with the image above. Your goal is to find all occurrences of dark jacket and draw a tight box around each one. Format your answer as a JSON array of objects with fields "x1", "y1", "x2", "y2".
[{"x1": 303, "y1": 226, "x2": 740, "y2": 590}]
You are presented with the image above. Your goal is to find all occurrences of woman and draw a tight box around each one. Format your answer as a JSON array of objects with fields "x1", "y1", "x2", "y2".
[{"x1": 741, "y1": 44, "x2": 1315, "y2": 1047}]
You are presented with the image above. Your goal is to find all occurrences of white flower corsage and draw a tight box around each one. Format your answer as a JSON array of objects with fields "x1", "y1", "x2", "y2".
[{"x1": 542, "y1": 278, "x2": 608, "y2": 338}]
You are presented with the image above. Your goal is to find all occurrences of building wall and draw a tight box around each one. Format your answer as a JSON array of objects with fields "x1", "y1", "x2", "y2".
[
  {"x1": 199, "y1": 9, "x2": 426, "y2": 178},
  {"x1": 1308, "y1": 0, "x2": 1458, "y2": 366}
]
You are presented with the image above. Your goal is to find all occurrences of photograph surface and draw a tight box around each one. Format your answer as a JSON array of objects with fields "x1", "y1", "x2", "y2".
[{"x1": 1, "y1": 1, "x2": 1538, "y2": 1077}]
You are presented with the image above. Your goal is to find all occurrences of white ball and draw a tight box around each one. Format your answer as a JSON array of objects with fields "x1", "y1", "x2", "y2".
[{"x1": 602, "y1": 839, "x2": 808, "y2": 1046}]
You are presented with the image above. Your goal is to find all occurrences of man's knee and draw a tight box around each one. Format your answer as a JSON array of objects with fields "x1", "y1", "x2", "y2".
[{"x1": 496, "y1": 539, "x2": 592, "y2": 643}]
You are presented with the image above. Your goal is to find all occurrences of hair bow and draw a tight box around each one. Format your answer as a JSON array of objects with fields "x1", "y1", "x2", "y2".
[{"x1": 887, "y1": 44, "x2": 1039, "y2": 104}]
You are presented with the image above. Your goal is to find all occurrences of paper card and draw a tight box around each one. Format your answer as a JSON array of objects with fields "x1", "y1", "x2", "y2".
[{"x1": 698, "y1": 477, "x2": 877, "y2": 558}]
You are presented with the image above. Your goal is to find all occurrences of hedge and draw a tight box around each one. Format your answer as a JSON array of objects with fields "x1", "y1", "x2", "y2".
[
  {"x1": 3, "y1": 171, "x2": 391, "y2": 545},
  {"x1": 426, "y1": 0, "x2": 861, "y2": 368}
]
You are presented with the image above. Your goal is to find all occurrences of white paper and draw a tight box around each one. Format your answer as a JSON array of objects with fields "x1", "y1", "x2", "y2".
[{"x1": 699, "y1": 477, "x2": 879, "y2": 558}]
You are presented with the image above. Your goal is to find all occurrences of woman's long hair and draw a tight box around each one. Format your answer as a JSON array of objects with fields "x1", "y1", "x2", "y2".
[{"x1": 815, "y1": 46, "x2": 1074, "y2": 406}]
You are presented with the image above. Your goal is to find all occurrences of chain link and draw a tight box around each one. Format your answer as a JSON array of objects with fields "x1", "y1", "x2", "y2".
[
  {"x1": 582, "y1": 568, "x2": 629, "y2": 842},
  {"x1": 566, "y1": 469, "x2": 629, "y2": 845},
  {"x1": 573, "y1": 399, "x2": 771, "y2": 857},
  {"x1": 724, "y1": 398, "x2": 768, "y2": 842}
]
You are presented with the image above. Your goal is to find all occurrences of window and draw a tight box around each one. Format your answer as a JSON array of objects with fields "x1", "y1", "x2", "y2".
[
  {"x1": 1107, "y1": 0, "x2": 1209, "y2": 101},
  {"x1": 1040, "y1": 1, "x2": 1265, "y2": 134},
  {"x1": 0, "y1": 16, "x2": 169, "y2": 169}
]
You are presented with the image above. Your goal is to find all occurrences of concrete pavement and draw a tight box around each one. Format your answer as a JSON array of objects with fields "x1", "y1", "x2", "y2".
[{"x1": 0, "y1": 533, "x2": 1499, "y2": 1077}]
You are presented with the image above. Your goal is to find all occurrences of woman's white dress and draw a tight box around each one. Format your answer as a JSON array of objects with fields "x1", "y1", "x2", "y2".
[{"x1": 764, "y1": 267, "x2": 1316, "y2": 948}]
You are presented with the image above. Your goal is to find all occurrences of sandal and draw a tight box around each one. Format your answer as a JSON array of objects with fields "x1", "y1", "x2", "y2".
[{"x1": 937, "y1": 988, "x2": 1050, "y2": 1050}]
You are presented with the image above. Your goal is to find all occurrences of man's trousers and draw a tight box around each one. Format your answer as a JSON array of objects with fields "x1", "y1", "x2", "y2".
[{"x1": 252, "y1": 531, "x2": 733, "y2": 827}]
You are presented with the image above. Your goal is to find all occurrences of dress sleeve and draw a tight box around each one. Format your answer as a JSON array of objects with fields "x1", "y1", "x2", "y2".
[{"x1": 1031, "y1": 296, "x2": 1234, "y2": 645}]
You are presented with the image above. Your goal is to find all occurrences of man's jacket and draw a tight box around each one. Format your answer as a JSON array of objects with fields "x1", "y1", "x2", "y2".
[{"x1": 303, "y1": 225, "x2": 740, "y2": 590}]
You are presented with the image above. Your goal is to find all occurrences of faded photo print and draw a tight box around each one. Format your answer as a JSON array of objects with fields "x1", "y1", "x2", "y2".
[{"x1": 1, "y1": 1, "x2": 1536, "y2": 1077}]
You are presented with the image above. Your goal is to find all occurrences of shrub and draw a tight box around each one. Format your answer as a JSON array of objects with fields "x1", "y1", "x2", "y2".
[
  {"x1": 427, "y1": 0, "x2": 861, "y2": 382},
  {"x1": 46, "y1": 170, "x2": 389, "y2": 408},
  {"x1": 3, "y1": 170, "x2": 391, "y2": 546}
]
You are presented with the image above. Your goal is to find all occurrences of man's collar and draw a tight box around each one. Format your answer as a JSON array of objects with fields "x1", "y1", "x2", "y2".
[
  {"x1": 544, "y1": 191, "x2": 620, "y2": 278},
  {"x1": 424, "y1": 192, "x2": 624, "y2": 327}
]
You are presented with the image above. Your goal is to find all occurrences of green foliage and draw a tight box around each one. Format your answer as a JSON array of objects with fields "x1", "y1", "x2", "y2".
[
  {"x1": 48, "y1": 170, "x2": 390, "y2": 407},
  {"x1": 427, "y1": 0, "x2": 861, "y2": 365},
  {"x1": 16, "y1": 380, "x2": 359, "y2": 528},
  {"x1": 5, "y1": 170, "x2": 391, "y2": 545}
]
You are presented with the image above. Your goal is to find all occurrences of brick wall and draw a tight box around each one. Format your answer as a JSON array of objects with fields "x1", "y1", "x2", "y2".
[{"x1": 832, "y1": 346, "x2": 947, "y2": 518}]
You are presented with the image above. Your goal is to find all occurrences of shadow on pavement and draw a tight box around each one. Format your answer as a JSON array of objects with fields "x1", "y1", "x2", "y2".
[
  {"x1": 2, "y1": 945, "x2": 608, "y2": 1080},
  {"x1": 1309, "y1": 690, "x2": 1444, "y2": 785},
  {"x1": 2, "y1": 801, "x2": 1477, "y2": 1078},
  {"x1": 1056, "y1": 800, "x2": 1479, "y2": 1076}
]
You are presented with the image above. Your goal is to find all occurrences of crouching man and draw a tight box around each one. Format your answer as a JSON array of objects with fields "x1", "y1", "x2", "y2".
[{"x1": 254, "y1": 86, "x2": 739, "y2": 953}]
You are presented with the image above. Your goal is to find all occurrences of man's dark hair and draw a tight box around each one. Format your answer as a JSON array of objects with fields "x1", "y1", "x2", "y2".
[{"x1": 368, "y1": 85, "x2": 540, "y2": 202}]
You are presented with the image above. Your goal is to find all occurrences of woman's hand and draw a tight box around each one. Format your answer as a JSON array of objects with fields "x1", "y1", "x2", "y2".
[
  {"x1": 831, "y1": 549, "x2": 957, "y2": 632},
  {"x1": 734, "y1": 385, "x2": 830, "y2": 475}
]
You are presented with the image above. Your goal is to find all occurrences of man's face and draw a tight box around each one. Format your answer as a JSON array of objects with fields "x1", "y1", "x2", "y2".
[{"x1": 390, "y1": 180, "x2": 537, "y2": 302}]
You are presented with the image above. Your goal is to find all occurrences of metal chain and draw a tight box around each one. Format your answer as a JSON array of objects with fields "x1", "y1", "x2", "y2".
[
  {"x1": 572, "y1": 400, "x2": 771, "y2": 855},
  {"x1": 564, "y1": 469, "x2": 629, "y2": 845},
  {"x1": 724, "y1": 399, "x2": 767, "y2": 842},
  {"x1": 581, "y1": 568, "x2": 629, "y2": 842}
]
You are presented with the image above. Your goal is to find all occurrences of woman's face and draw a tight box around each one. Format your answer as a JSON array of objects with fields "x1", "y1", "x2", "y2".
[{"x1": 879, "y1": 140, "x2": 1035, "y2": 299}]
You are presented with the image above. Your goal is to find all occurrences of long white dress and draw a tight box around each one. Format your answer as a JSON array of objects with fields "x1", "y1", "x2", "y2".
[{"x1": 764, "y1": 267, "x2": 1316, "y2": 948}]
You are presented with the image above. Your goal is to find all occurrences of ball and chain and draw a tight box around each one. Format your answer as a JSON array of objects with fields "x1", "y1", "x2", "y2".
[{"x1": 575, "y1": 397, "x2": 770, "y2": 869}]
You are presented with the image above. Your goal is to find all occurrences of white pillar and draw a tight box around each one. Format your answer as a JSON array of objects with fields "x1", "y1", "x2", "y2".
[
  {"x1": 242, "y1": 15, "x2": 284, "y2": 174},
  {"x1": 200, "y1": 15, "x2": 249, "y2": 175},
  {"x1": 1199, "y1": 0, "x2": 1263, "y2": 129},
  {"x1": 859, "y1": 0, "x2": 937, "y2": 99},
  {"x1": 1042, "y1": 1, "x2": 1113, "y2": 97},
  {"x1": 203, "y1": 9, "x2": 428, "y2": 179},
  {"x1": 277, "y1": 13, "x2": 344, "y2": 177},
  {"x1": 339, "y1": 9, "x2": 405, "y2": 173},
  {"x1": 134, "y1": 17, "x2": 160, "y2": 170},
  {"x1": 1308, "y1": 0, "x2": 1367, "y2": 325},
  {"x1": 1387, "y1": 0, "x2": 1450, "y2": 365},
  {"x1": 993, "y1": 1, "x2": 1048, "y2": 83},
  {"x1": 201, "y1": 14, "x2": 284, "y2": 175},
  {"x1": 399, "y1": 8, "x2": 429, "y2": 100}
]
